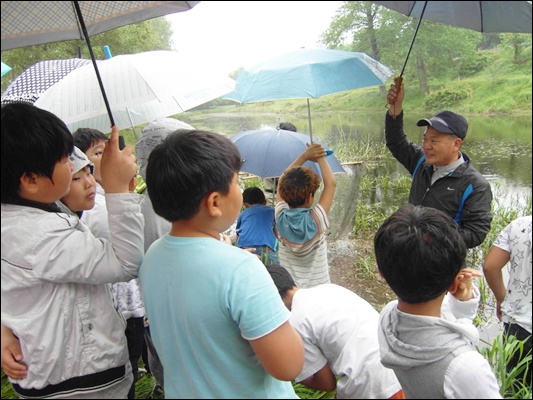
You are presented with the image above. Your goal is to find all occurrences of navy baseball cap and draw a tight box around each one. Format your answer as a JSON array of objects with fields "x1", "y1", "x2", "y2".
[{"x1": 416, "y1": 111, "x2": 468, "y2": 140}]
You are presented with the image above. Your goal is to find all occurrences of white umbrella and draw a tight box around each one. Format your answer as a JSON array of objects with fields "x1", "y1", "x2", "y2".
[{"x1": 34, "y1": 50, "x2": 236, "y2": 134}]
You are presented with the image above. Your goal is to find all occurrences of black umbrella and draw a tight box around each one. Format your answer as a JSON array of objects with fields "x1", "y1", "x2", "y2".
[
  {"x1": 1, "y1": 1, "x2": 200, "y2": 128},
  {"x1": 375, "y1": 1, "x2": 533, "y2": 97}
]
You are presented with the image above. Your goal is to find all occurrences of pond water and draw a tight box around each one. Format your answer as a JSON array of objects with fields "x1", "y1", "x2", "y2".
[{"x1": 183, "y1": 109, "x2": 532, "y2": 241}]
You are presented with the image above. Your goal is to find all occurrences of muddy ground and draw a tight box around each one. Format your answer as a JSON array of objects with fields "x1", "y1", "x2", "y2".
[{"x1": 327, "y1": 237, "x2": 396, "y2": 310}]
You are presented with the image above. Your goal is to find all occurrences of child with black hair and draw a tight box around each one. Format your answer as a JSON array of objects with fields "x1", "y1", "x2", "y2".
[
  {"x1": 375, "y1": 204, "x2": 501, "y2": 399},
  {"x1": 1, "y1": 102, "x2": 143, "y2": 398},
  {"x1": 236, "y1": 186, "x2": 279, "y2": 265},
  {"x1": 265, "y1": 264, "x2": 403, "y2": 399},
  {"x1": 277, "y1": 122, "x2": 297, "y2": 132},
  {"x1": 138, "y1": 129, "x2": 304, "y2": 398},
  {"x1": 73, "y1": 127, "x2": 146, "y2": 399}
]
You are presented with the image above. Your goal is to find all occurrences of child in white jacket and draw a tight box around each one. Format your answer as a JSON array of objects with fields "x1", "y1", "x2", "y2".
[
  {"x1": 374, "y1": 204, "x2": 502, "y2": 399},
  {"x1": 1, "y1": 103, "x2": 143, "y2": 398}
]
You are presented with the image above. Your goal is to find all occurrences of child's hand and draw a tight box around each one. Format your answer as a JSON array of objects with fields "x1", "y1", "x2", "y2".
[
  {"x1": 1, "y1": 327, "x2": 27, "y2": 380},
  {"x1": 449, "y1": 268, "x2": 482, "y2": 301},
  {"x1": 100, "y1": 126, "x2": 138, "y2": 193},
  {"x1": 304, "y1": 143, "x2": 326, "y2": 162}
]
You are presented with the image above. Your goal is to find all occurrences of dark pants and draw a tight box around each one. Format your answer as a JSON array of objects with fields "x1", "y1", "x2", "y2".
[
  {"x1": 126, "y1": 316, "x2": 146, "y2": 399},
  {"x1": 504, "y1": 322, "x2": 532, "y2": 388},
  {"x1": 144, "y1": 325, "x2": 164, "y2": 388}
]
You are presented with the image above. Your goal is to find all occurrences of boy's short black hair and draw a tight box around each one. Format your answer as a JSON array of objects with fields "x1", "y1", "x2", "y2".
[
  {"x1": 265, "y1": 265, "x2": 297, "y2": 298},
  {"x1": 72, "y1": 128, "x2": 108, "y2": 153},
  {"x1": 243, "y1": 187, "x2": 266, "y2": 205},
  {"x1": 278, "y1": 122, "x2": 297, "y2": 132},
  {"x1": 1, "y1": 102, "x2": 73, "y2": 204},
  {"x1": 374, "y1": 204, "x2": 466, "y2": 304},
  {"x1": 146, "y1": 129, "x2": 242, "y2": 222}
]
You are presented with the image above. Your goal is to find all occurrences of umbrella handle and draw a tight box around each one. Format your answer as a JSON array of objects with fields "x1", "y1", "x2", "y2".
[
  {"x1": 385, "y1": 75, "x2": 403, "y2": 119},
  {"x1": 385, "y1": 1, "x2": 427, "y2": 116},
  {"x1": 386, "y1": 76, "x2": 403, "y2": 118}
]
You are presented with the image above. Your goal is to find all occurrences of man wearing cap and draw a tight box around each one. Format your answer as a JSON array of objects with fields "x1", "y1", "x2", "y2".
[{"x1": 384, "y1": 77, "x2": 492, "y2": 248}]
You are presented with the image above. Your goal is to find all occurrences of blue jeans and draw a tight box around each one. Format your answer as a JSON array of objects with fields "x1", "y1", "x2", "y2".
[{"x1": 252, "y1": 245, "x2": 279, "y2": 266}]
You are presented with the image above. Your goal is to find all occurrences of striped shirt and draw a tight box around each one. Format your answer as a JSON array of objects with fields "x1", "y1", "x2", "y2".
[{"x1": 275, "y1": 201, "x2": 330, "y2": 288}]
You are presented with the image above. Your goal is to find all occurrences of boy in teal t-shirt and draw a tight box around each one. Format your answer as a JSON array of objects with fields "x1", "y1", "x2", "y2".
[{"x1": 138, "y1": 129, "x2": 304, "y2": 398}]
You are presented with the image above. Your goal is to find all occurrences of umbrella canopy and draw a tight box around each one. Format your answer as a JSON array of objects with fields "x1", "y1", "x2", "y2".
[
  {"x1": 34, "y1": 50, "x2": 236, "y2": 134},
  {"x1": 1, "y1": 1, "x2": 200, "y2": 129},
  {"x1": 1, "y1": 61, "x2": 12, "y2": 77},
  {"x1": 223, "y1": 48, "x2": 394, "y2": 139},
  {"x1": 373, "y1": 1, "x2": 532, "y2": 33},
  {"x1": 230, "y1": 128, "x2": 346, "y2": 179},
  {"x1": 1, "y1": 58, "x2": 93, "y2": 104},
  {"x1": 374, "y1": 1, "x2": 532, "y2": 79},
  {"x1": 1, "y1": 1, "x2": 201, "y2": 50}
]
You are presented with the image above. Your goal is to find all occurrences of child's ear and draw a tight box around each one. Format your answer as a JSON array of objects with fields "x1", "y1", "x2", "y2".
[
  {"x1": 19, "y1": 172, "x2": 40, "y2": 195},
  {"x1": 206, "y1": 191, "x2": 223, "y2": 217},
  {"x1": 448, "y1": 274, "x2": 461, "y2": 294}
]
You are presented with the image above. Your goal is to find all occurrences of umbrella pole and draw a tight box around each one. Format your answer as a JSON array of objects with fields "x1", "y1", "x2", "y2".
[
  {"x1": 73, "y1": 0, "x2": 115, "y2": 128},
  {"x1": 126, "y1": 108, "x2": 139, "y2": 141},
  {"x1": 398, "y1": 0, "x2": 428, "y2": 78},
  {"x1": 307, "y1": 98, "x2": 313, "y2": 142}
]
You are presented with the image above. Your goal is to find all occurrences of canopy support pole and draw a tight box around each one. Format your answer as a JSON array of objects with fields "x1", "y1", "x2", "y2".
[
  {"x1": 399, "y1": 1, "x2": 428, "y2": 77},
  {"x1": 307, "y1": 98, "x2": 313, "y2": 142},
  {"x1": 73, "y1": 0, "x2": 115, "y2": 128}
]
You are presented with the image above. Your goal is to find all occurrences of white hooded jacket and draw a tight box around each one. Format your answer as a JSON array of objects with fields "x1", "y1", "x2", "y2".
[
  {"x1": 378, "y1": 290, "x2": 502, "y2": 399},
  {"x1": 1, "y1": 194, "x2": 144, "y2": 396}
]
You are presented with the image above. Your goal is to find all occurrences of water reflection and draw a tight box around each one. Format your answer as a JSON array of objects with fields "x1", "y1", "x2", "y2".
[{"x1": 183, "y1": 110, "x2": 532, "y2": 240}]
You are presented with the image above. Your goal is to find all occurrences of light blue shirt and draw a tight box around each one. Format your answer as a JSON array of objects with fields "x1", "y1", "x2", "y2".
[{"x1": 139, "y1": 236, "x2": 297, "y2": 399}]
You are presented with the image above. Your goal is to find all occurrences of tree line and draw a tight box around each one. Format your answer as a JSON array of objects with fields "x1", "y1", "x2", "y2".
[{"x1": 319, "y1": 1, "x2": 531, "y2": 94}]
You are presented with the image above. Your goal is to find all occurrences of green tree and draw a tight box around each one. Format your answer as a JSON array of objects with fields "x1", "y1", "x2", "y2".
[
  {"x1": 1, "y1": 17, "x2": 173, "y2": 93},
  {"x1": 320, "y1": 1, "x2": 487, "y2": 95},
  {"x1": 500, "y1": 33, "x2": 532, "y2": 64}
]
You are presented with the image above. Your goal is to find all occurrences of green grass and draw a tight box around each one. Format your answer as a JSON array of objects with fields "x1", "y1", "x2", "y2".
[{"x1": 479, "y1": 334, "x2": 532, "y2": 399}]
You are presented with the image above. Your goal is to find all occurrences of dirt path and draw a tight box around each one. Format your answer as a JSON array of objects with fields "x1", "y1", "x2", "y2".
[
  {"x1": 329, "y1": 237, "x2": 504, "y2": 347},
  {"x1": 328, "y1": 237, "x2": 396, "y2": 310}
]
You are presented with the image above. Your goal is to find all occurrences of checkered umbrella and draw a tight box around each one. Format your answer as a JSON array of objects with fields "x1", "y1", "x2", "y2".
[{"x1": 1, "y1": 58, "x2": 92, "y2": 104}]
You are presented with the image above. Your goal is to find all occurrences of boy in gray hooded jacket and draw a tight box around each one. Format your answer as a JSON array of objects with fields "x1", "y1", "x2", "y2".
[{"x1": 374, "y1": 204, "x2": 501, "y2": 399}]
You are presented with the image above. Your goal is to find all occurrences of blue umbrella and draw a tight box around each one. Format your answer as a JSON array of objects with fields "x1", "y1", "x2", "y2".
[
  {"x1": 231, "y1": 128, "x2": 345, "y2": 179},
  {"x1": 1, "y1": 61, "x2": 11, "y2": 77},
  {"x1": 223, "y1": 48, "x2": 394, "y2": 140}
]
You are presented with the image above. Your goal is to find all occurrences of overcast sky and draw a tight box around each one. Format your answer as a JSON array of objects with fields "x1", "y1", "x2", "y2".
[{"x1": 167, "y1": 1, "x2": 343, "y2": 76}]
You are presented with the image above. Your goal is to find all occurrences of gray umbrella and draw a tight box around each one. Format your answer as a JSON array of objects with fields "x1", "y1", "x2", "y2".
[
  {"x1": 1, "y1": 1, "x2": 200, "y2": 128},
  {"x1": 374, "y1": 1, "x2": 532, "y2": 79}
]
